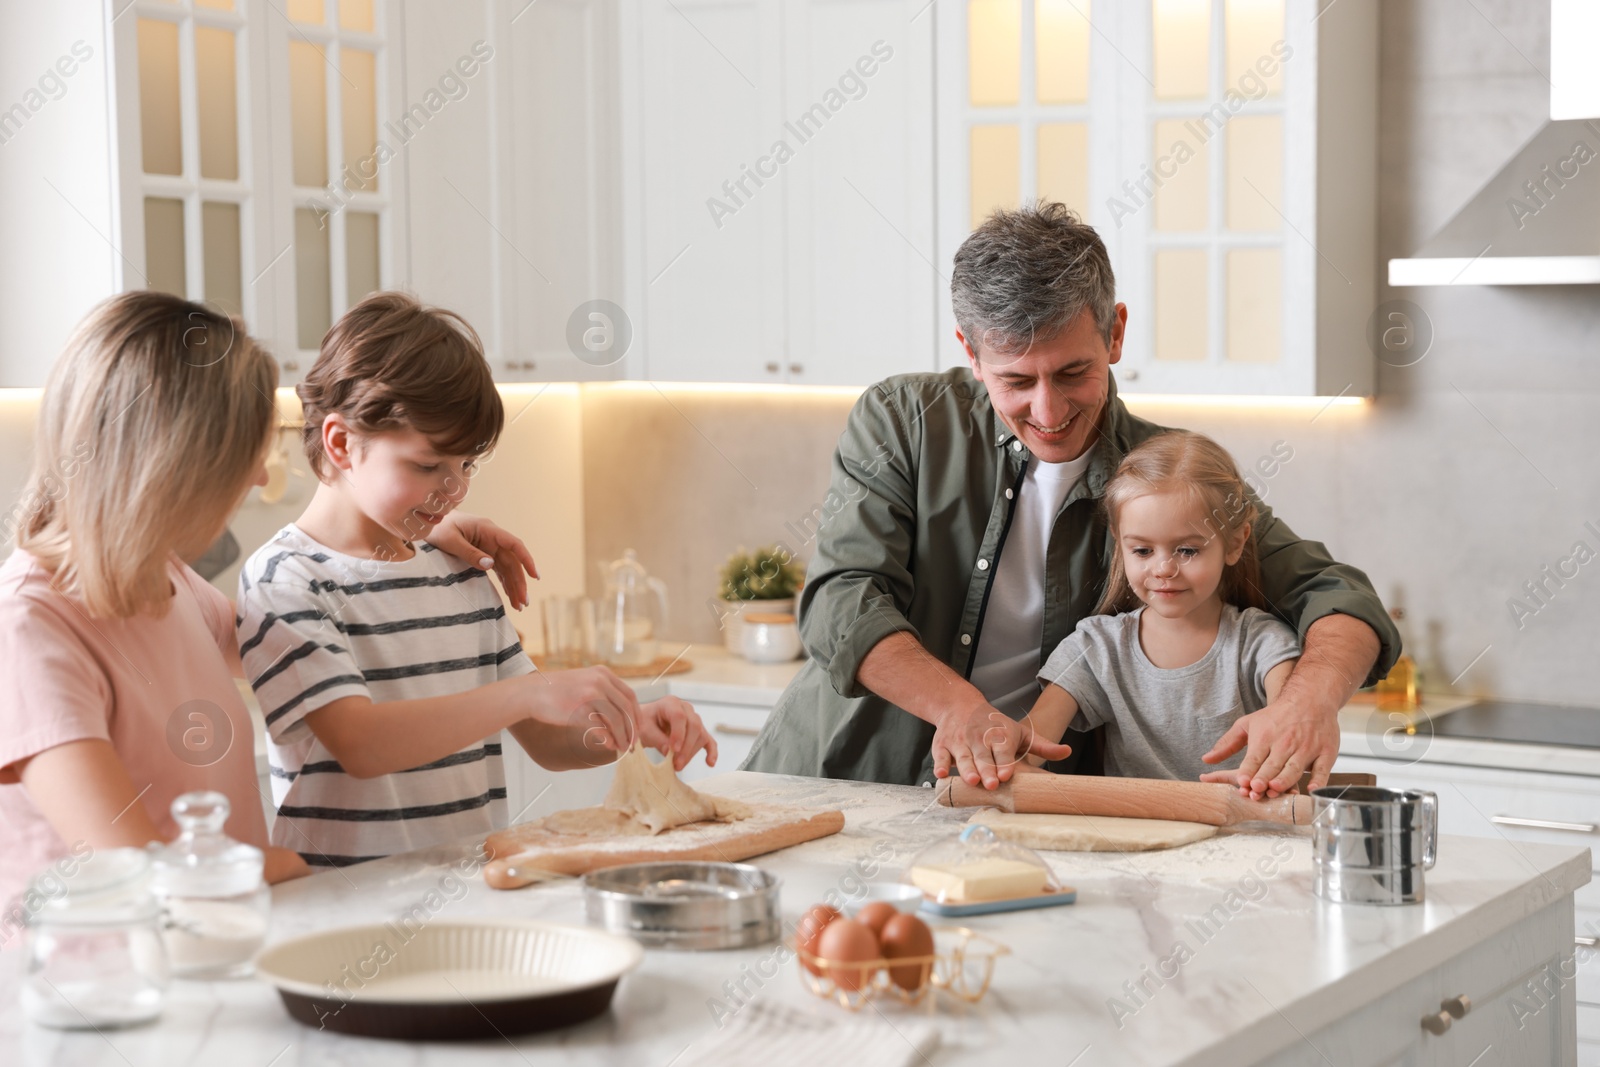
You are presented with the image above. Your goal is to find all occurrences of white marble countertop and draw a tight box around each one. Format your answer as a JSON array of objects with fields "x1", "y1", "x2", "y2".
[
  {"x1": 4, "y1": 771, "x2": 1589, "y2": 1066},
  {"x1": 624, "y1": 641, "x2": 803, "y2": 706},
  {"x1": 1337, "y1": 694, "x2": 1600, "y2": 778}
]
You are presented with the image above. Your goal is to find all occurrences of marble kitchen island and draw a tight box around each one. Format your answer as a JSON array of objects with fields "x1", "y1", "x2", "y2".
[{"x1": 2, "y1": 773, "x2": 1590, "y2": 1066}]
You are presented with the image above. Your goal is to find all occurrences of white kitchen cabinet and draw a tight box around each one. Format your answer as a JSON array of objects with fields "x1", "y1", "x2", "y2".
[
  {"x1": 0, "y1": 0, "x2": 408, "y2": 389},
  {"x1": 935, "y1": 0, "x2": 1378, "y2": 397},
  {"x1": 399, "y1": 0, "x2": 501, "y2": 368},
  {"x1": 1261, "y1": 897, "x2": 1577, "y2": 1066},
  {"x1": 678, "y1": 700, "x2": 771, "y2": 782},
  {"x1": 503, "y1": 0, "x2": 627, "y2": 382},
  {"x1": 618, "y1": 0, "x2": 936, "y2": 386},
  {"x1": 778, "y1": 0, "x2": 936, "y2": 385},
  {"x1": 1338, "y1": 751, "x2": 1600, "y2": 1046}
]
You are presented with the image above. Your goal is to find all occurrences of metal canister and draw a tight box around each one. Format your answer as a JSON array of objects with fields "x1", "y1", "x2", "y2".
[{"x1": 1311, "y1": 785, "x2": 1438, "y2": 905}]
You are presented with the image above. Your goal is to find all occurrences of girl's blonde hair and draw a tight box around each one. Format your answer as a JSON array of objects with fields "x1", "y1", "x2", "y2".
[
  {"x1": 14, "y1": 291, "x2": 278, "y2": 618},
  {"x1": 1094, "y1": 431, "x2": 1267, "y2": 615}
]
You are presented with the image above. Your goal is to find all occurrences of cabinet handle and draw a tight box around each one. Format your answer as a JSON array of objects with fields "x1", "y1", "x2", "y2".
[
  {"x1": 714, "y1": 723, "x2": 762, "y2": 737},
  {"x1": 1123, "y1": 368, "x2": 1140, "y2": 381},
  {"x1": 1420, "y1": 1010, "x2": 1451, "y2": 1035},
  {"x1": 283, "y1": 360, "x2": 300, "y2": 372},
  {"x1": 1441, "y1": 994, "x2": 1471, "y2": 1019},
  {"x1": 788, "y1": 362, "x2": 803, "y2": 375},
  {"x1": 505, "y1": 360, "x2": 518, "y2": 371},
  {"x1": 1490, "y1": 815, "x2": 1597, "y2": 834},
  {"x1": 1577, "y1": 935, "x2": 1599, "y2": 948},
  {"x1": 765, "y1": 361, "x2": 780, "y2": 374}
]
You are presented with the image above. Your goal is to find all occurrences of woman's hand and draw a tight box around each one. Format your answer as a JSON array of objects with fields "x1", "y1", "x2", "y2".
[
  {"x1": 637, "y1": 696, "x2": 718, "y2": 772},
  {"x1": 264, "y1": 846, "x2": 311, "y2": 883},
  {"x1": 425, "y1": 512, "x2": 539, "y2": 610}
]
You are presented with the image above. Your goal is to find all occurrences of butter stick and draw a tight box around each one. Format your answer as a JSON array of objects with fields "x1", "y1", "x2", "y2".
[{"x1": 910, "y1": 859, "x2": 1047, "y2": 902}]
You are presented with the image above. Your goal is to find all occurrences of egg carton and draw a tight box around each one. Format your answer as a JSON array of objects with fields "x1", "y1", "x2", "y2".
[{"x1": 787, "y1": 926, "x2": 1009, "y2": 1012}]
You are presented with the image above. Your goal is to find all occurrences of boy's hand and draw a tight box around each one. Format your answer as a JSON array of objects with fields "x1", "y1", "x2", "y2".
[
  {"x1": 637, "y1": 696, "x2": 718, "y2": 772},
  {"x1": 426, "y1": 512, "x2": 539, "y2": 610},
  {"x1": 526, "y1": 665, "x2": 640, "y2": 760}
]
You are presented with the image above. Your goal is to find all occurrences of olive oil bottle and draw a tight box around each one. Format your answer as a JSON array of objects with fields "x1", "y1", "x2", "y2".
[{"x1": 1375, "y1": 607, "x2": 1419, "y2": 713}]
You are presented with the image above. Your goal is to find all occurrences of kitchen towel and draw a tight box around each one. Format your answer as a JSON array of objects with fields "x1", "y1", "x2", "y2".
[{"x1": 678, "y1": 999, "x2": 940, "y2": 1067}]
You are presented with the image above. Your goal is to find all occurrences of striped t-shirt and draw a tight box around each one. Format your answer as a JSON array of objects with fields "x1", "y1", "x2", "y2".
[{"x1": 236, "y1": 525, "x2": 532, "y2": 867}]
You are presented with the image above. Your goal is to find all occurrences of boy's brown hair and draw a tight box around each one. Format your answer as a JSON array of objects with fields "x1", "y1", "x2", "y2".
[{"x1": 297, "y1": 292, "x2": 503, "y2": 479}]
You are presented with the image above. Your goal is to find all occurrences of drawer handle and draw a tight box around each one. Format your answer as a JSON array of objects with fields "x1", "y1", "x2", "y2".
[
  {"x1": 1442, "y1": 994, "x2": 1471, "y2": 1019},
  {"x1": 1421, "y1": 1010, "x2": 1451, "y2": 1035},
  {"x1": 714, "y1": 723, "x2": 762, "y2": 737},
  {"x1": 1490, "y1": 815, "x2": 1598, "y2": 834},
  {"x1": 1577, "y1": 935, "x2": 1599, "y2": 948}
]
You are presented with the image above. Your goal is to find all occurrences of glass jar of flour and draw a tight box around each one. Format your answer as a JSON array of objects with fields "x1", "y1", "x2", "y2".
[
  {"x1": 149, "y1": 791, "x2": 271, "y2": 978},
  {"x1": 22, "y1": 847, "x2": 169, "y2": 1028}
]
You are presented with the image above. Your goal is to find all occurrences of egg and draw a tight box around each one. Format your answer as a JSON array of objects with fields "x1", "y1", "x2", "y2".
[
  {"x1": 794, "y1": 904, "x2": 840, "y2": 975},
  {"x1": 854, "y1": 900, "x2": 899, "y2": 938},
  {"x1": 816, "y1": 918, "x2": 880, "y2": 991},
  {"x1": 879, "y1": 913, "x2": 935, "y2": 991}
]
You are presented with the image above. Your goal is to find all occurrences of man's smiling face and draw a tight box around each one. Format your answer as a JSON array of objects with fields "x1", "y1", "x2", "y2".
[{"x1": 962, "y1": 303, "x2": 1128, "y2": 464}]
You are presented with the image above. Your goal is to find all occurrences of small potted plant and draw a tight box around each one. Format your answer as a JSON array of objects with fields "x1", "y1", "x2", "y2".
[{"x1": 717, "y1": 545, "x2": 804, "y2": 654}]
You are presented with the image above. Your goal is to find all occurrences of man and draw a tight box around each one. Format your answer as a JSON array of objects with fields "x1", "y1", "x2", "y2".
[{"x1": 742, "y1": 202, "x2": 1398, "y2": 798}]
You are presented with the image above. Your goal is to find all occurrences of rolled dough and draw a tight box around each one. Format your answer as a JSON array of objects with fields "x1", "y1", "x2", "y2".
[{"x1": 967, "y1": 811, "x2": 1218, "y2": 852}]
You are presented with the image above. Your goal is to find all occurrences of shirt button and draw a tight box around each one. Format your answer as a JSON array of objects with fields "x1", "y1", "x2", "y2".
[
  {"x1": 977, "y1": 559, "x2": 989, "y2": 571},
  {"x1": 1005, "y1": 488, "x2": 1014, "y2": 500},
  {"x1": 1012, "y1": 441, "x2": 1022, "y2": 452},
  {"x1": 960, "y1": 634, "x2": 972, "y2": 646}
]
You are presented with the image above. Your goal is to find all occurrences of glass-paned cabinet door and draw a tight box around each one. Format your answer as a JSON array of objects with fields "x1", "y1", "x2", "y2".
[
  {"x1": 935, "y1": 0, "x2": 1115, "y2": 370},
  {"x1": 1118, "y1": 0, "x2": 1297, "y2": 392},
  {"x1": 268, "y1": 0, "x2": 403, "y2": 377},
  {"x1": 119, "y1": 1, "x2": 265, "y2": 329}
]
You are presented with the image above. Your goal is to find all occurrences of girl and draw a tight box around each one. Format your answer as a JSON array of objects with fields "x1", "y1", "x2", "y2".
[
  {"x1": 1027, "y1": 431, "x2": 1301, "y2": 784},
  {"x1": 0, "y1": 292, "x2": 547, "y2": 920}
]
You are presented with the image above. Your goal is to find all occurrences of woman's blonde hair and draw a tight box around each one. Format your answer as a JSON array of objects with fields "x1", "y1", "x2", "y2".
[
  {"x1": 14, "y1": 291, "x2": 278, "y2": 618},
  {"x1": 1094, "y1": 431, "x2": 1267, "y2": 615}
]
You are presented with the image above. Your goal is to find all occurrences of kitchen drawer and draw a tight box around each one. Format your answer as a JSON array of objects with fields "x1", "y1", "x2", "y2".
[
  {"x1": 1580, "y1": 905, "x2": 1600, "y2": 1008},
  {"x1": 1265, "y1": 898, "x2": 1575, "y2": 1066},
  {"x1": 679, "y1": 701, "x2": 771, "y2": 783},
  {"x1": 1335, "y1": 756, "x2": 1600, "y2": 861},
  {"x1": 1583, "y1": 1002, "x2": 1600, "y2": 1042}
]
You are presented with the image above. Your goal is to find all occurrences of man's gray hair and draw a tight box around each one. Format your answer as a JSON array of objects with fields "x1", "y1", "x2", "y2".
[{"x1": 951, "y1": 201, "x2": 1117, "y2": 357}]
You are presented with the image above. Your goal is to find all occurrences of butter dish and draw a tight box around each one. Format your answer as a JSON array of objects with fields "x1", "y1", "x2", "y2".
[{"x1": 904, "y1": 825, "x2": 1076, "y2": 916}]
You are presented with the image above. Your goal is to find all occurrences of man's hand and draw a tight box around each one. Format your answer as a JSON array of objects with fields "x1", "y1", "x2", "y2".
[
  {"x1": 1201, "y1": 614, "x2": 1380, "y2": 799},
  {"x1": 932, "y1": 704, "x2": 1072, "y2": 791},
  {"x1": 426, "y1": 512, "x2": 539, "y2": 610},
  {"x1": 1200, "y1": 693, "x2": 1340, "y2": 799}
]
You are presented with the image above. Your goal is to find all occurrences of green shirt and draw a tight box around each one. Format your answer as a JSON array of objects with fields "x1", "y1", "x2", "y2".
[{"x1": 741, "y1": 368, "x2": 1401, "y2": 787}]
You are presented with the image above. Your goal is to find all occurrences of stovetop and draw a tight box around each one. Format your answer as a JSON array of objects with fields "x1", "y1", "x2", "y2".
[{"x1": 1428, "y1": 700, "x2": 1600, "y2": 750}]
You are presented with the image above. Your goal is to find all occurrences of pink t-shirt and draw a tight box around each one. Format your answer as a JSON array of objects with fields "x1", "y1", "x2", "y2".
[{"x1": 0, "y1": 549, "x2": 269, "y2": 916}]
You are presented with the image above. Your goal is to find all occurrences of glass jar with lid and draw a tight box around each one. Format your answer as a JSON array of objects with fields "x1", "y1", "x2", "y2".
[
  {"x1": 149, "y1": 791, "x2": 271, "y2": 978},
  {"x1": 22, "y1": 847, "x2": 169, "y2": 1029}
]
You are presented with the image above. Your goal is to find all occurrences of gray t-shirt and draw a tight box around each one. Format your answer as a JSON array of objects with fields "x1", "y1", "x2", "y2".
[{"x1": 1037, "y1": 604, "x2": 1300, "y2": 780}]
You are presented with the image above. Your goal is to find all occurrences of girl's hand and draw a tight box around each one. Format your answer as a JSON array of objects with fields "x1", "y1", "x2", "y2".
[
  {"x1": 425, "y1": 512, "x2": 539, "y2": 610},
  {"x1": 637, "y1": 696, "x2": 717, "y2": 772}
]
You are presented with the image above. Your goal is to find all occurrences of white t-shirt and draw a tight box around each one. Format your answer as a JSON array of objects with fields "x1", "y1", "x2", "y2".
[
  {"x1": 968, "y1": 450, "x2": 1093, "y2": 715},
  {"x1": 237, "y1": 525, "x2": 532, "y2": 868}
]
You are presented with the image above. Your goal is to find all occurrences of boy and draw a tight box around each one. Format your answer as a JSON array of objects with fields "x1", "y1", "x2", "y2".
[{"x1": 237, "y1": 292, "x2": 713, "y2": 867}]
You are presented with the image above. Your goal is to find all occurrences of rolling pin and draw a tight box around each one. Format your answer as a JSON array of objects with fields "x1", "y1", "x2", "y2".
[{"x1": 938, "y1": 774, "x2": 1317, "y2": 827}]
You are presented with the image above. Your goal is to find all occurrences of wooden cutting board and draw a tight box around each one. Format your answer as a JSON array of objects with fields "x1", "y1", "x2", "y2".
[{"x1": 482, "y1": 804, "x2": 845, "y2": 889}]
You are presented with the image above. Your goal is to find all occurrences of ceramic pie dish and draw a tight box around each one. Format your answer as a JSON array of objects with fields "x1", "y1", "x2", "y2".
[{"x1": 254, "y1": 918, "x2": 644, "y2": 1040}]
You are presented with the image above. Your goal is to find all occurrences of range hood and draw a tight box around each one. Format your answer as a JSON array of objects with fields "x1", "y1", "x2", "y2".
[{"x1": 1389, "y1": 1, "x2": 1600, "y2": 286}]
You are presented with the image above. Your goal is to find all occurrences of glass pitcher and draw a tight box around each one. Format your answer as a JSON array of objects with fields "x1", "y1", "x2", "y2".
[{"x1": 596, "y1": 549, "x2": 667, "y2": 667}]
